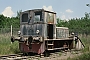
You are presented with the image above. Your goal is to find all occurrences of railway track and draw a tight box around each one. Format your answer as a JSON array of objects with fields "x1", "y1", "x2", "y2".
[{"x1": 0, "y1": 50, "x2": 81, "y2": 60}]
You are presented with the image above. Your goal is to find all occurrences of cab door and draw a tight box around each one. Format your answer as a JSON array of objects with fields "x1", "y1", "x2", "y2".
[{"x1": 47, "y1": 24, "x2": 53, "y2": 39}]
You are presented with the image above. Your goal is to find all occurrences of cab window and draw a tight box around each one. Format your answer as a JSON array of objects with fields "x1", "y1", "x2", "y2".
[
  {"x1": 22, "y1": 13, "x2": 28, "y2": 22},
  {"x1": 34, "y1": 11, "x2": 42, "y2": 22}
]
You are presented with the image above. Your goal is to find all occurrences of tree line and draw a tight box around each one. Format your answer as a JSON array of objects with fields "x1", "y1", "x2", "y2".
[
  {"x1": 0, "y1": 15, "x2": 19, "y2": 28},
  {"x1": 0, "y1": 12, "x2": 90, "y2": 34},
  {"x1": 0, "y1": 10, "x2": 21, "y2": 28},
  {"x1": 57, "y1": 12, "x2": 90, "y2": 35}
]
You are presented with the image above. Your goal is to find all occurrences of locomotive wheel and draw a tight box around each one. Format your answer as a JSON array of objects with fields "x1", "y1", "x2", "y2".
[
  {"x1": 44, "y1": 50, "x2": 50, "y2": 57},
  {"x1": 23, "y1": 52, "x2": 29, "y2": 56},
  {"x1": 63, "y1": 41, "x2": 69, "y2": 51}
]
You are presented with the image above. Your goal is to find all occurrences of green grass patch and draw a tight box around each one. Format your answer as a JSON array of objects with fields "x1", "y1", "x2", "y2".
[
  {"x1": 59, "y1": 52, "x2": 62, "y2": 56},
  {"x1": 68, "y1": 35, "x2": 90, "y2": 60},
  {"x1": 69, "y1": 52, "x2": 90, "y2": 60},
  {"x1": 0, "y1": 34, "x2": 20, "y2": 55},
  {"x1": 78, "y1": 35, "x2": 90, "y2": 52}
]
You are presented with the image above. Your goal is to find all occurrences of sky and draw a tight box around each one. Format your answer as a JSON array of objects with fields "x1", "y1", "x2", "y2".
[{"x1": 0, "y1": 0, "x2": 90, "y2": 20}]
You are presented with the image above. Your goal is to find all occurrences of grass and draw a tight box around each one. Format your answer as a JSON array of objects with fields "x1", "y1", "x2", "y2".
[
  {"x1": 79, "y1": 35, "x2": 90, "y2": 52},
  {"x1": 0, "y1": 32, "x2": 90, "y2": 60},
  {"x1": 68, "y1": 52, "x2": 90, "y2": 60},
  {"x1": 68, "y1": 34, "x2": 90, "y2": 60},
  {"x1": 58, "y1": 52, "x2": 62, "y2": 56},
  {"x1": 0, "y1": 33, "x2": 20, "y2": 55}
]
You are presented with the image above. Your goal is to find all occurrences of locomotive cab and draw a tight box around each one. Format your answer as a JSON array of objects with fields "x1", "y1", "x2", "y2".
[
  {"x1": 19, "y1": 9, "x2": 56, "y2": 42},
  {"x1": 16, "y1": 9, "x2": 57, "y2": 54}
]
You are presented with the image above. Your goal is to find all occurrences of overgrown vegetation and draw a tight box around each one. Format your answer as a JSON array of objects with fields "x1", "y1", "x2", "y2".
[
  {"x1": 57, "y1": 12, "x2": 90, "y2": 35},
  {"x1": 70, "y1": 35, "x2": 90, "y2": 60},
  {"x1": 0, "y1": 11, "x2": 20, "y2": 55},
  {"x1": 57, "y1": 12, "x2": 90, "y2": 60},
  {"x1": 68, "y1": 52, "x2": 90, "y2": 60},
  {"x1": 0, "y1": 34, "x2": 20, "y2": 55},
  {"x1": 0, "y1": 10, "x2": 21, "y2": 28}
]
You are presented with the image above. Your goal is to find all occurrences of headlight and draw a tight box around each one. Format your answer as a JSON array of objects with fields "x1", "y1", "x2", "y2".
[
  {"x1": 18, "y1": 31, "x2": 21, "y2": 35},
  {"x1": 36, "y1": 30, "x2": 40, "y2": 34}
]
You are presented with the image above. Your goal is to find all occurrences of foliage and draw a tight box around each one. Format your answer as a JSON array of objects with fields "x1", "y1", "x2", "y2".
[
  {"x1": 57, "y1": 12, "x2": 90, "y2": 35},
  {"x1": 0, "y1": 15, "x2": 20, "y2": 28},
  {"x1": 0, "y1": 10, "x2": 22, "y2": 28},
  {"x1": 0, "y1": 10, "x2": 90, "y2": 32},
  {"x1": 67, "y1": 35, "x2": 90, "y2": 60},
  {"x1": 16, "y1": 10, "x2": 22, "y2": 19},
  {"x1": 57, "y1": 13, "x2": 90, "y2": 60},
  {"x1": 69, "y1": 52, "x2": 90, "y2": 60},
  {"x1": 0, "y1": 34, "x2": 20, "y2": 55}
]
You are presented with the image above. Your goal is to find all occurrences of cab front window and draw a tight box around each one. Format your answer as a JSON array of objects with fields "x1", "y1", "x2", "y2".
[
  {"x1": 34, "y1": 11, "x2": 42, "y2": 22},
  {"x1": 22, "y1": 13, "x2": 28, "y2": 22}
]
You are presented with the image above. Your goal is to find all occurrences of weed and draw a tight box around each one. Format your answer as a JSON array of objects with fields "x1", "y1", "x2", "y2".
[
  {"x1": 59, "y1": 52, "x2": 62, "y2": 56},
  {"x1": 69, "y1": 34, "x2": 90, "y2": 60},
  {"x1": 67, "y1": 56, "x2": 71, "y2": 60},
  {"x1": 38, "y1": 57, "x2": 40, "y2": 60}
]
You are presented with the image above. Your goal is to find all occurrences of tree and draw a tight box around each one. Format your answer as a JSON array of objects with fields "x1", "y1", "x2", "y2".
[
  {"x1": 16, "y1": 10, "x2": 22, "y2": 19},
  {"x1": 56, "y1": 12, "x2": 90, "y2": 34},
  {"x1": 0, "y1": 14, "x2": 20, "y2": 28}
]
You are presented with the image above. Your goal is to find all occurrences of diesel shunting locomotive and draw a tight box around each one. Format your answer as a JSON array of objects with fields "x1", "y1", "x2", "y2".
[{"x1": 11, "y1": 9, "x2": 84, "y2": 55}]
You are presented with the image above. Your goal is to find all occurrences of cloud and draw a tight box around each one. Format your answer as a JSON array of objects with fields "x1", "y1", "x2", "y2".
[
  {"x1": 60, "y1": 14, "x2": 72, "y2": 21},
  {"x1": 43, "y1": 6, "x2": 53, "y2": 12},
  {"x1": 59, "y1": 9, "x2": 73, "y2": 20},
  {"x1": 2, "y1": 6, "x2": 14, "y2": 17},
  {"x1": 60, "y1": 15, "x2": 68, "y2": 20},
  {"x1": 66, "y1": 9, "x2": 73, "y2": 13},
  {"x1": 61, "y1": 15, "x2": 66, "y2": 19}
]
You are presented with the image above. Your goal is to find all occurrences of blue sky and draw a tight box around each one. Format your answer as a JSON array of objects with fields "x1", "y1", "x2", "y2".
[{"x1": 0, "y1": 0, "x2": 90, "y2": 20}]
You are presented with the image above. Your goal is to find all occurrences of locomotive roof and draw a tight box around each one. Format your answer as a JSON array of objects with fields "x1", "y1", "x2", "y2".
[{"x1": 22, "y1": 9, "x2": 56, "y2": 14}]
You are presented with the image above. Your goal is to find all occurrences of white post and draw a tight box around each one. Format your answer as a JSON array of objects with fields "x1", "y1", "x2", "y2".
[{"x1": 11, "y1": 25, "x2": 12, "y2": 36}]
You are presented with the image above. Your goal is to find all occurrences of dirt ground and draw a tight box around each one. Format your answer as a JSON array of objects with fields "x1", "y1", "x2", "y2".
[
  {"x1": 39, "y1": 51, "x2": 82, "y2": 60},
  {"x1": 0, "y1": 50, "x2": 82, "y2": 60}
]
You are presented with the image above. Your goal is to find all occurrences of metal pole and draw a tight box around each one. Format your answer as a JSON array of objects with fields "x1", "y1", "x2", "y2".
[{"x1": 11, "y1": 25, "x2": 12, "y2": 36}]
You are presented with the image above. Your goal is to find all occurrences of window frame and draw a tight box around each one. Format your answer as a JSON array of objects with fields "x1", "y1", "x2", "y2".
[
  {"x1": 20, "y1": 12, "x2": 29, "y2": 23},
  {"x1": 34, "y1": 11, "x2": 42, "y2": 22}
]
